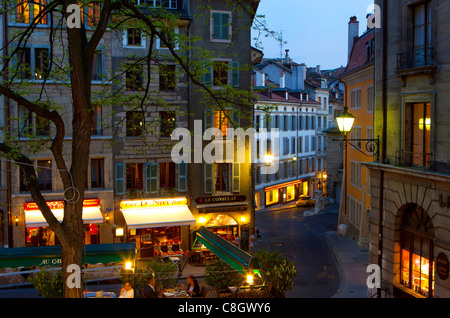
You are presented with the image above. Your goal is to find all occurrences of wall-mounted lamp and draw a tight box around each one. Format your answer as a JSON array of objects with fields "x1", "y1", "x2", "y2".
[
  {"x1": 240, "y1": 216, "x2": 247, "y2": 224},
  {"x1": 333, "y1": 106, "x2": 379, "y2": 159},
  {"x1": 115, "y1": 228, "x2": 124, "y2": 237},
  {"x1": 198, "y1": 217, "x2": 206, "y2": 225},
  {"x1": 105, "y1": 214, "x2": 110, "y2": 224},
  {"x1": 14, "y1": 216, "x2": 19, "y2": 226},
  {"x1": 264, "y1": 154, "x2": 274, "y2": 166}
]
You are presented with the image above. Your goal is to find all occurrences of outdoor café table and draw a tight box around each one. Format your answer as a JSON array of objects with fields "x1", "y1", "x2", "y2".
[
  {"x1": 163, "y1": 290, "x2": 191, "y2": 298},
  {"x1": 83, "y1": 291, "x2": 116, "y2": 298}
]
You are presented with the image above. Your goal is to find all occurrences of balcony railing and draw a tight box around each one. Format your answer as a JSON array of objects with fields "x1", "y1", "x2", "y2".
[
  {"x1": 397, "y1": 46, "x2": 435, "y2": 70},
  {"x1": 395, "y1": 150, "x2": 432, "y2": 171}
]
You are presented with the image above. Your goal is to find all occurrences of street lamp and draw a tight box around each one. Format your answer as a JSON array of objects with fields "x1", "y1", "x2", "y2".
[
  {"x1": 334, "y1": 106, "x2": 379, "y2": 159},
  {"x1": 264, "y1": 153, "x2": 274, "y2": 166}
]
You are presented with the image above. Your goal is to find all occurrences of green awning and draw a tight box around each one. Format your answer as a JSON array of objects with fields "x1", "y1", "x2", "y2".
[
  {"x1": 196, "y1": 227, "x2": 259, "y2": 273},
  {"x1": 0, "y1": 243, "x2": 136, "y2": 269}
]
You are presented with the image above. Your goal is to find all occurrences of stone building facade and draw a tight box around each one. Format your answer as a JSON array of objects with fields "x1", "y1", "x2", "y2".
[{"x1": 367, "y1": 0, "x2": 450, "y2": 298}]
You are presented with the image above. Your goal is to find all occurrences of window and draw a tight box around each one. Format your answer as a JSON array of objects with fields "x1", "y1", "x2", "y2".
[
  {"x1": 159, "y1": 162, "x2": 176, "y2": 189},
  {"x1": 159, "y1": 65, "x2": 176, "y2": 91},
  {"x1": 126, "y1": 111, "x2": 144, "y2": 137},
  {"x1": 350, "y1": 88, "x2": 362, "y2": 110},
  {"x1": 211, "y1": 11, "x2": 231, "y2": 41},
  {"x1": 91, "y1": 105, "x2": 102, "y2": 136},
  {"x1": 213, "y1": 61, "x2": 228, "y2": 86},
  {"x1": 126, "y1": 163, "x2": 143, "y2": 190},
  {"x1": 213, "y1": 110, "x2": 230, "y2": 136},
  {"x1": 19, "y1": 160, "x2": 33, "y2": 192},
  {"x1": 347, "y1": 195, "x2": 362, "y2": 229},
  {"x1": 367, "y1": 86, "x2": 374, "y2": 113},
  {"x1": 283, "y1": 138, "x2": 289, "y2": 156},
  {"x1": 298, "y1": 137, "x2": 302, "y2": 153},
  {"x1": 34, "y1": 48, "x2": 49, "y2": 79},
  {"x1": 405, "y1": 103, "x2": 431, "y2": 167},
  {"x1": 291, "y1": 137, "x2": 296, "y2": 154},
  {"x1": 37, "y1": 160, "x2": 52, "y2": 191},
  {"x1": 148, "y1": 0, "x2": 177, "y2": 9},
  {"x1": 350, "y1": 125, "x2": 362, "y2": 150},
  {"x1": 18, "y1": 105, "x2": 50, "y2": 137},
  {"x1": 399, "y1": 204, "x2": 434, "y2": 298},
  {"x1": 350, "y1": 161, "x2": 362, "y2": 189},
  {"x1": 412, "y1": 2, "x2": 432, "y2": 67},
  {"x1": 160, "y1": 111, "x2": 175, "y2": 138},
  {"x1": 215, "y1": 163, "x2": 230, "y2": 192},
  {"x1": 88, "y1": 2, "x2": 101, "y2": 27},
  {"x1": 304, "y1": 136, "x2": 309, "y2": 152},
  {"x1": 126, "y1": 64, "x2": 143, "y2": 91},
  {"x1": 255, "y1": 115, "x2": 260, "y2": 131},
  {"x1": 92, "y1": 50, "x2": 104, "y2": 81},
  {"x1": 16, "y1": 47, "x2": 50, "y2": 80},
  {"x1": 123, "y1": 28, "x2": 145, "y2": 48},
  {"x1": 17, "y1": 47, "x2": 31, "y2": 79},
  {"x1": 15, "y1": 0, "x2": 48, "y2": 24},
  {"x1": 157, "y1": 27, "x2": 179, "y2": 49},
  {"x1": 91, "y1": 158, "x2": 104, "y2": 189}
]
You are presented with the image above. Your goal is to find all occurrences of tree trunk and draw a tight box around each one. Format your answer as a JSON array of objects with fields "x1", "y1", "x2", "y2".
[{"x1": 61, "y1": 235, "x2": 84, "y2": 298}]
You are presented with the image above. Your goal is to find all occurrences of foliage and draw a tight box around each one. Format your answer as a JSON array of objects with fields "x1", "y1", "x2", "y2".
[
  {"x1": 28, "y1": 268, "x2": 88, "y2": 298},
  {"x1": 27, "y1": 269, "x2": 61, "y2": 298},
  {"x1": 119, "y1": 259, "x2": 177, "y2": 298},
  {"x1": 205, "y1": 259, "x2": 243, "y2": 292},
  {"x1": 253, "y1": 250, "x2": 297, "y2": 297}
]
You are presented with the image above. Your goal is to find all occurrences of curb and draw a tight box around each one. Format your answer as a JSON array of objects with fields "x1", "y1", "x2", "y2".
[{"x1": 324, "y1": 231, "x2": 345, "y2": 298}]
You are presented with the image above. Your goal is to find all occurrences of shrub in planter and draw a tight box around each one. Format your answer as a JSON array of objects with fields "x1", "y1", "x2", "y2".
[
  {"x1": 253, "y1": 250, "x2": 297, "y2": 297},
  {"x1": 205, "y1": 259, "x2": 242, "y2": 293},
  {"x1": 28, "y1": 269, "x2": 64, "y2": 298},
  {"x1": 119, "y1": 259, "x2": 177, "y2": 298}
]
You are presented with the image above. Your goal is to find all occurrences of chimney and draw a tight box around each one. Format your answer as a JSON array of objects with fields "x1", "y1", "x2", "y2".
[
  {"x1": 348, "y1": 16, "x2": 359, "y2": 61},
  {"x1": 316, "y1": 65, "x2": 321, "y2": 73},
  {"x1": 284, "y1": 49, "x2": 290, "y2": 64},
  {"x1": 280, "y1": 70, "x2": 285, "y2": 88}
]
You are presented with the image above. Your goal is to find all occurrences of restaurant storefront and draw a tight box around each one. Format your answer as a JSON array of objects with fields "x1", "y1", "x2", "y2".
[
  {"x1": 118, "y1": 197, "x2": 196, "y2": 259},
  {"x1": 19, "y1": 199, "x2": 106, "y2": 247},
  {"x1": 194, "y1": 195, "x2": 251, "y2": 251},
  {"x1": 264, "y1": 179, "x2": 309, "y2": 208}
]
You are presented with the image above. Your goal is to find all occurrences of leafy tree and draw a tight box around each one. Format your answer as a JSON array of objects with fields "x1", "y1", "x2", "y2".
[{"x1": 0, "y1": 0, "x2": 270, "y2": 298}]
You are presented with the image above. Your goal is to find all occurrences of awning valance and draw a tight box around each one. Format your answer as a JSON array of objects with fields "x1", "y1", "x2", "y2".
[
  {"x1": 196, "y1": 227, "x2": 259, "y2": 273},
  {"x1": 121, "y1": 205, "x2": 196, "y2": 229},
  {"x1": 25, "y1": 207, "x2": 104, "y2": 228},
  {"x1": 0, "y1": 243, "x2": 136, "y2": 269}
]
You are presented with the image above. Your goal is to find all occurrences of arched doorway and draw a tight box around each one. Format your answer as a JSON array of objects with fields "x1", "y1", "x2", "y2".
[
  {"x1": 397, "y1": 203, "x2": 434, "y2": 298},
  {"x1": 204, "y1": 214, "x2": 239, "y2": 243}
]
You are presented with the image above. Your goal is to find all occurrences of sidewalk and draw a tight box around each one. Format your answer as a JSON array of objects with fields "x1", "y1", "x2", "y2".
[{"x1": 325, "y1": 231, "x2": 370, "y2": 298}]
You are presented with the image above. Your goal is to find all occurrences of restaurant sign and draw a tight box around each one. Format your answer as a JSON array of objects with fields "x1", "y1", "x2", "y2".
[
  {"x1": 24, "y1": 199, "x2": 100, "y2": 211},
  {"x1": 120, "y1": 197, "x2": 187, "y2": 210},
  {"x1": 195, "y1": 195, "x2": 246, "y2": 205}
]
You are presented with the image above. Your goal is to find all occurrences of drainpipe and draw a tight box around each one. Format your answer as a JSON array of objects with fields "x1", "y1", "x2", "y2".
[{"x1": 377, "y1": 0, "x2": 388, "y2": 299}]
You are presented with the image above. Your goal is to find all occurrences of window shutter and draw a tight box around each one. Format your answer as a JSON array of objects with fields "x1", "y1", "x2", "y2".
[
  {"x1": 115, "y1": 164, "x2": 125, "y2": 195},
  {"x1": 232, "y1": 163, "x2": 240, "y2": 193},
  {"x1": 145, "y1": 163, "x2": 159, "y2": 194},
  {"x1": 204, "y1": 163, "x2": 213, "y2": 194},
  {"x1": 212, "y1": 13, "x2": 221, "y2": 39},
  {"x1": 178, "y1": 162, "x2": 187, "y2": 192},
  {"x1": 221, "y1": 13, "x2": 230, "y2": 39},
  {"x1": 204, "y1": 109, "x2": 214, "y2": 132},
  {"x1": 230, "y1": 61, "x2": 239, "y2": 87}
]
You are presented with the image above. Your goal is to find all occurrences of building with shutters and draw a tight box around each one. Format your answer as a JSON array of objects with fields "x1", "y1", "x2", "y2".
[{"x1": 253, "y1": 86, "x2": 322, "y2": 210}]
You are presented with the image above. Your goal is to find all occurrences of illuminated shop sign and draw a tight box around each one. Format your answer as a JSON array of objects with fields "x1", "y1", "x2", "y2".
[
  {"x1": 120, "y1": 197, "x2": 188, "y2": 210},
  {"x1": 24, "y1": 199, "x2": 100, "y2": 211},
  {"x1": 195, "y1": 195, "x2": 247, "y2": 205}
]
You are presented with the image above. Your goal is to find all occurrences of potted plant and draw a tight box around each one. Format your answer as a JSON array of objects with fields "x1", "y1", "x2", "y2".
[{"x1": 205, "y1": 259, "x2": 242, "y2": 296}]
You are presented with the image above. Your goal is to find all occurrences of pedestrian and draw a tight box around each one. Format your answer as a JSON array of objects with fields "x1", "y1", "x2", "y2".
[
  {"x1": 235, "y1": 235, "x2": 240, "y2": 248},
  {"x1": 119, "y1": 281, "x2": 134, "y2": 298},
  {"x1": 181, "y1": 275, "x2": 200, "y2": 297},
  {"x1": 143, "y1": 275, "x2": 163, "y2": 298}
]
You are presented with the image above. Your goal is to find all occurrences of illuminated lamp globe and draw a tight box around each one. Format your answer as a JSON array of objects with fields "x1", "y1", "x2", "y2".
[{"x1": 336, "y1": 107, "x2": 356, "y2": 135}]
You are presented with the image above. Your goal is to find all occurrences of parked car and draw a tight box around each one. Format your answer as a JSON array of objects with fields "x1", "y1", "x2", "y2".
[{"x1": 296, "y1": 196, "x2": 316, "y2": 207}]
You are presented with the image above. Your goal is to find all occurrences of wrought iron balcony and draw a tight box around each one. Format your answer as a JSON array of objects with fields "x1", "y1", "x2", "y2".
[{"x1": 397, "y1": 46, "x2": 435, "y2": 70}]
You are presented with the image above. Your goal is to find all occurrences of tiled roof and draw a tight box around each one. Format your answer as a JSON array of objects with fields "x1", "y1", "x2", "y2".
[
  {"x1": 254, "y1": 90, "x2": 320, "y2": 106},
  {"x1": 341, "y1": 28, "x2": 375, "y2": 77}
]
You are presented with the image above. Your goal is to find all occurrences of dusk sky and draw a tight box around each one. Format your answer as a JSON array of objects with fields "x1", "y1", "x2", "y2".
[{"x1": 251, "y1": 0, "x2": 375, "y2": 70}]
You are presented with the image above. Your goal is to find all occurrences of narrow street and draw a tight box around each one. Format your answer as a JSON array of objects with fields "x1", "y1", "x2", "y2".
[{"x1": 254, "y1": 204, "x2": 340, "y2": 298}]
